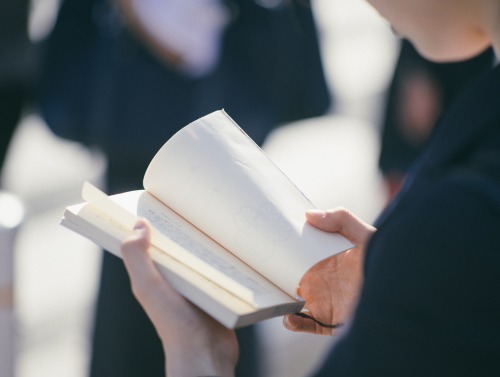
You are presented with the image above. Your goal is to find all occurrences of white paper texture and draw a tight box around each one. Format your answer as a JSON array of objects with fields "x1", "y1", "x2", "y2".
[
  {"x1": 144, "y1": 110, "x2": 353, "y2": 296},
  {"x1": 80, "y1": 184, "x2": 292, "y2": 307}
]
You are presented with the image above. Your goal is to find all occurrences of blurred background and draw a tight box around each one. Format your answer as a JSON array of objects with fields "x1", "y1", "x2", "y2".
[{"x1": 1, "y1": 0, "x2": 399, "y2": 376}]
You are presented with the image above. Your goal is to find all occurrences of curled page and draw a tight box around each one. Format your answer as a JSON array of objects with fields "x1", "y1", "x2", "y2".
[{"x1": 143, "y1": 110, "x2": 354, "y2": 296}]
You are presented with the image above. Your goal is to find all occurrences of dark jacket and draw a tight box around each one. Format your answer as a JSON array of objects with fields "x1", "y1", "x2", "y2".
[
  {"x1": 314, "y1": 63, "x2": 500, "y2": 376},
  {"x1": 378, "y1": 40, "x2": 494, "y2": 176},
  {"x1": 0, "y1": 0, "x2": 34, "y2": 87}
]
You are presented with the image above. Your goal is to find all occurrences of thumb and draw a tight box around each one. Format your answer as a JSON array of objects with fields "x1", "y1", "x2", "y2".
[
  {"x1": 121, "y1": 219, "x2": 167, "y2": 305},
  {"x1": 305, "y1": 208, "x2": 376, "y2": 246}
]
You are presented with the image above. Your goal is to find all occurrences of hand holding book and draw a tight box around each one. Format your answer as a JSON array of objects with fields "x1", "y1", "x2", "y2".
[
  {"x1": 121, "y1": 207, "x2": 373, "y2": 376},
  {"x1": 61, "y1": 110, "x2": 354, "y2": 328},
  {"x1": 121, "y1": 219, "x2": 239, "y2": 377},
  {"x1": 283, "y1": 209, "x2": 376, "y2": 336}
]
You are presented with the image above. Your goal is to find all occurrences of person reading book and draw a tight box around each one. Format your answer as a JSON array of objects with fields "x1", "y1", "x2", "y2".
[{"x1": 117, "y1": 0, "x2": 500, "y2": 375}]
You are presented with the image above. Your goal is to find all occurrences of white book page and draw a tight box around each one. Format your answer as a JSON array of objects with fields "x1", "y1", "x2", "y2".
[
  {"x1": 80, "y1": 183, "x2": 294, "y2": 308},
  {"x1": 143, "y1": 110, "x2": 354, "y2": 296},
  {"x1": 61, "y1": 206, "x2": 273, "y2": 328}
]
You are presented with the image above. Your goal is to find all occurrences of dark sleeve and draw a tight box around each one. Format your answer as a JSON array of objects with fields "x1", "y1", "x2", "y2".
[{"x1": 312, "y1": 175, "x2": 500, "y2": 376}]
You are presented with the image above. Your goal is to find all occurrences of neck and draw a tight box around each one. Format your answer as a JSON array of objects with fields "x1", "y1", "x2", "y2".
[
  {"x1": 489, "y1": 19, "x2": 500, "y2": 60},
  {"x1": 481, "y1": 0, "x2": 500, "y2": 60}
]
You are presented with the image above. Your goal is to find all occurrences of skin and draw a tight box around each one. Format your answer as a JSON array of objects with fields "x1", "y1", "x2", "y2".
[
  {"x1": 122, "y1": 210, "x2": 374, "y2": 376},
  {"x1": 120, "y1": 0, "x2": 500, "y2": 375},
  {"x1": 282, "y1": 209, "x2": 375, "y2": 336},
  {"x1": 122, "y1": 221, "x2": 238, "y2": 377},
  {"x1": 366, "y1": 0, "x2": 497, "y2": 62}
]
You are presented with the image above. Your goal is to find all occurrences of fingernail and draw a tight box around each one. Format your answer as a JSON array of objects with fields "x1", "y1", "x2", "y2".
[
  {"x1": 283, "y1": 315, "x2": 291, "y2": 328},
  {"x1": 134, "y1": 220, "x2": 146, "y2": 231},
  {"x1": 283, "y1": 314, "x2": 300, "y2": 331},
  {"x1": 306, "y1": 209, "x2": 326, "y2": 218}
]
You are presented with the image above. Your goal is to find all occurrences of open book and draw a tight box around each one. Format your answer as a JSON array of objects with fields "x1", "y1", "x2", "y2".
[{"x1": 61, "y1": 110, "x2": 353, "y2": 328}]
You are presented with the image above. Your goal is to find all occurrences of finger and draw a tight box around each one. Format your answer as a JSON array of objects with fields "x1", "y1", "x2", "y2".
[
  {"x1": 121, "y1": 219, "x2": 172, "y2": 306},
  {"x1": 283, "y1": 314, "x2": 332, "y2": 336},
  {"x1": 123, "y1": 220, "x2": 215, "y2": 334},
  {"x1": 306, "y1": 207, "x2": 376, "y2": 245},
  {"x1": 283, "y1": 313, "x2": 317, "y2": 333}
]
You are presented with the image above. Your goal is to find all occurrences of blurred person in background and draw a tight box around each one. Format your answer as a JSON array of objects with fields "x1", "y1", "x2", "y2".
[
  {"x1": 378, "y1": 39, "x2": 495, "y2": 200},
  {"x1": 37, "y1": 0, "x2": 331, "y2": 376},
  {"x1": 0, "y1": 0, "x2": 37, "y2": 181}
]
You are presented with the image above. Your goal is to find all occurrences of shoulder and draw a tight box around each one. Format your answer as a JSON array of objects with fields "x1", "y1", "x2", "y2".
[
  {"x1": 371, "y1": 169, "x2": 500, "y2": 270},
  {"x1": 325, "y1": 171, "x2": 500, "y2": 375},
  {"x1": 364, "y1": 169, "x2": 500, "y2": 331}
]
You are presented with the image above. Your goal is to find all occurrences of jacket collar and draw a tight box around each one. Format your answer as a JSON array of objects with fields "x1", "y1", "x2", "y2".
[
  {"x1": 374, "y1": 63, "x2": 500, "y2": 228},
  {"x1": 417, "y1": 62, "x2": 500, "y2": 172}
]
